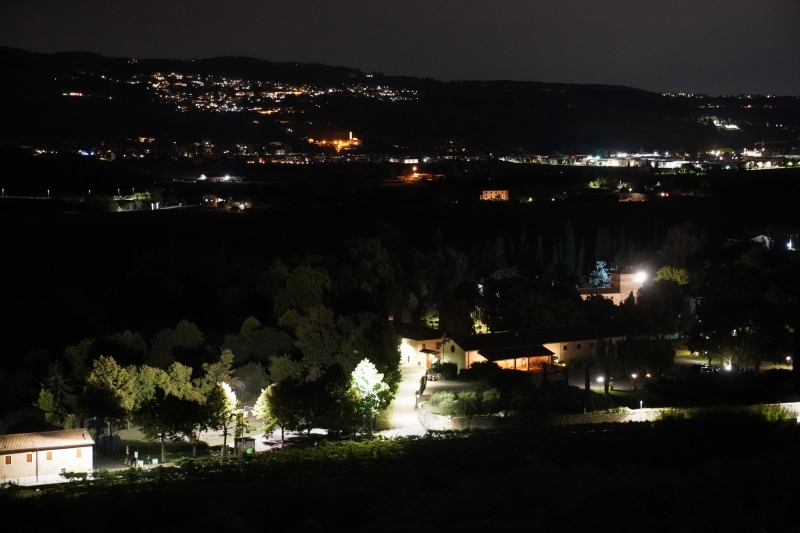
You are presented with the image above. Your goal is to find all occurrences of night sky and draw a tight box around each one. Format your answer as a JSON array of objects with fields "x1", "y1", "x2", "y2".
[{"x1": 3, "y1": 0, "x2": 800, "y2": 95}]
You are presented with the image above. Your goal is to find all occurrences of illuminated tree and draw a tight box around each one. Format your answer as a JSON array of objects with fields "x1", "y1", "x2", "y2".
[
  {"x1": 81, "y1": 356, "x2": 135, "y2": 435},
  {"x1": 206, "y1": 382, "x2": 237, "y2": 457},
  {"x1": 654, "y1": 266, "x2": 690, "y2": 286},
  {"x1": 350, "y1": 359, "x2": 389, "y2": 435},
  {"x1": 254, "y1": 387, "x2": 277, "y2": 435},
  {"x1": 589, "y1": 261, "x2": 611, "y2": 288}
]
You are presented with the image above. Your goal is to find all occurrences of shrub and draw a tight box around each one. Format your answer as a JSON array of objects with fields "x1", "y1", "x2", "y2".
[
  {"x1": 0, "y1": 482, "x2": 21, "y2": 502},
  {"x1": 438, "y1": 362, "x2": 459, "y2": 380},
  {"x1": 470, "y1": 361, "x2": 501, "y2": 380},
  {"x1": 480, "y1": 388, "x2": 502, "y2": 414},
  {"x1": 452, "y1": 392, "x2": 479, "y2": 416},
  {"x1": 484, "y1": 369, "x2": 532, "y2": 393},
  {"x1": 458, "y1": 368, "x2": 477, "y2": 381},
  {"x1": 509, "y1": 383, "x2": 540, "y2": 411},
  {"x1": 757, "y1": 404, "x2": 795, "y2": 423},
  {"x1": 656, "y1": 404, "x2": 796, "y2": 424},
  {"x1": 429, "y1": 391, "x2": 456, "y2": 415}
]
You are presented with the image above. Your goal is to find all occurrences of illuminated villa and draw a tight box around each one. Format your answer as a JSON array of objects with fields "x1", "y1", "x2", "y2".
[{"x1": 577, "y1": 266, "x2": 647, "y2": 305}]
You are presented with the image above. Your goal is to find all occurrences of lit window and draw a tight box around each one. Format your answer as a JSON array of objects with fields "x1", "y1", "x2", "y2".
[
  {"x1": 46, "y1": 451, "x2": 53, "y2": 461},
  {"x1": 3, "y1": 455, "x2": 10, "y2": 466},
  {"x1": 26, "y1": 453, "x2": 33, "y2": 463},
  {"x1": 76, "y1": 449, "x2": 82, "y2": 458}
]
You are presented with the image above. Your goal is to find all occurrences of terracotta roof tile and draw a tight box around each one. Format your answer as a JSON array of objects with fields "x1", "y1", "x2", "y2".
[{"x1": 0, "y1": 429, "x2": 95, "y2": 453}]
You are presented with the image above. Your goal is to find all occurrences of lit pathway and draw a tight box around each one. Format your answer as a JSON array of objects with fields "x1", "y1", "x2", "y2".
[{"x1": 381, "y1": 362, "x2": 427, "y2": 437}]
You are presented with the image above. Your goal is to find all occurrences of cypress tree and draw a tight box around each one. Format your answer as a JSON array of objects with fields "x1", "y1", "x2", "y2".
[
  {"x1": 565, "y1": 219, "x2": 576, "y2": 272},
  {"x1": 536, "y1": 235, "x2": 544, "y2": 265},
  {"x1": 595, "y1": 227, "x2": 611, "y2": 263}
]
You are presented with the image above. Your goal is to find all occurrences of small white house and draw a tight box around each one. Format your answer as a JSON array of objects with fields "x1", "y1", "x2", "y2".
[{"x1": 1, "y1": 429, "x2": 95, "y2": 485}]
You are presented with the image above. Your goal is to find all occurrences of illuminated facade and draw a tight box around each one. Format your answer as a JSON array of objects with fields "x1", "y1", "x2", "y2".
[
  {"x1": 442, "y1": 323, "x2": 627, "y2": 371},
  {"x1": 480, "y1": 190, "x2": 509, "y2": 201},
  {"x1": 395, "y1": 323, "x2": 441, "y2": 368}
]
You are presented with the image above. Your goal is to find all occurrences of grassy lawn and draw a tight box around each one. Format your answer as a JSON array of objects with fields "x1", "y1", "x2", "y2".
[
  {"x1": 117, "y1": 432, "x2": 213, "y2": 462},
  {"x1": 601, "y1": 388, "x2": 659, "y2": 408}
]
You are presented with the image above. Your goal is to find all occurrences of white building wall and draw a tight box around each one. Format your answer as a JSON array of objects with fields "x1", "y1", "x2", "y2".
[{"x1": 1, "y1": 445, "x2": 93, "y2": 484}]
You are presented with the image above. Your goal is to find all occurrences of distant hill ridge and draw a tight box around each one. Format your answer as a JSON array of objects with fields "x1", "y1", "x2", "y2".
[{"x1": 0, "y1": 47, "x2": 797, "y2": 152}]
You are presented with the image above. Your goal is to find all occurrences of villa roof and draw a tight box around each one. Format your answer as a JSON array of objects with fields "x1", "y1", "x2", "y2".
[
  {"x1": 0, "y1": 429, "x2": 95, "y2": 453},
  {"x1": 394, "y1": 322, "x2": 441, "y2": 341},
  {"x1": 450, "y1": 322, "x2": 627, "y2": 353}
]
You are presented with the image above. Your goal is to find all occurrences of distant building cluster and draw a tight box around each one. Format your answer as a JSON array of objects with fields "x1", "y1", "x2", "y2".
[{"x1": 145, "y1": 71, "x2": 416, "y2": 114}]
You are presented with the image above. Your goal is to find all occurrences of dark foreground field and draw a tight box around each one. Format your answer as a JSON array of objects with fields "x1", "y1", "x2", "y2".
[{"x1": 5, "y1": 420, "x2": 800, "y2": 532}]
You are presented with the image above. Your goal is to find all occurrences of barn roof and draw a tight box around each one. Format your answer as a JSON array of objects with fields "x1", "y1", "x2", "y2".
[{"x1": 0, "y1": 429, "x2": 95, "y2": 453}]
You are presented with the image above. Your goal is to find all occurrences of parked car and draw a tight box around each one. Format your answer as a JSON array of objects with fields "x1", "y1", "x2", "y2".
[{"x1": 690, "y1": 364, "x2": 717, "y2": 374}]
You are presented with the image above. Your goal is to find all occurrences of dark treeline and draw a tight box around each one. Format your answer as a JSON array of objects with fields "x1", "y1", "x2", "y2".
[{"x1": 8, "y1": 194, "x2": 800, "y2": 428}]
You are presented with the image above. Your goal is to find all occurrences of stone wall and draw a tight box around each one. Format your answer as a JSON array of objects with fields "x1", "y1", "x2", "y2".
[{"x1": 416, "y1": 402, "x2": 800, "y2": 431}]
